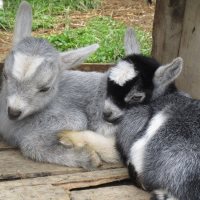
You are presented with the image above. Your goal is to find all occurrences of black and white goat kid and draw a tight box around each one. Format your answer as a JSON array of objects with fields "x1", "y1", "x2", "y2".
[{"x1": 105, "y1": 29, "x2": 200, "y2": 200}]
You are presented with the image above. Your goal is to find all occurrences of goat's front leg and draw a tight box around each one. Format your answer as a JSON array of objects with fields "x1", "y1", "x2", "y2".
[
  {"x1": 20, "y1": 133, "x2": 101, "y2": 169},
  {"x1": 58, "y1": 130, "x2": 120, "y2": 164}
]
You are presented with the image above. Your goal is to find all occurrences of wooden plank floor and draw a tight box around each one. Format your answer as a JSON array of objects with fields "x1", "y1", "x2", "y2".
[{"x1": 0, "y1": 138, "x2": 150, "y2": 200}]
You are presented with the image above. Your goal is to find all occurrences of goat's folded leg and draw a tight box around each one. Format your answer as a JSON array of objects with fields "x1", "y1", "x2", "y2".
[
  {"x1": 58, "y1": 130, "x2": 121, "y2": 164},
  {"x1": 20, "y1": 133, "x2": 101, "y2": 169}
]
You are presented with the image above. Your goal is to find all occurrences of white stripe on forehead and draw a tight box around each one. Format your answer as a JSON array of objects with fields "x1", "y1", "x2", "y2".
[
  {"x1": 109, "y1": 61, "x2": 138, "y2": 86},
  {"x1": 13, "y1": 52, "x2": 44, "y2": 80}
]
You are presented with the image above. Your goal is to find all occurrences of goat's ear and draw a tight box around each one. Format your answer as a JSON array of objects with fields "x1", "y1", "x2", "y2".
[
  {"x1": 153, "y1": 57, "x2": 183, "y2": 87},
  {"x1": 124, "y1": 28, "x2": 140, "y2": 55},
  {"x1": 59, "y1": 44, "x2": 99, "y2": 70},
  {"x1": 13, "y1": 1, "x2": 32, "y2": 45}
]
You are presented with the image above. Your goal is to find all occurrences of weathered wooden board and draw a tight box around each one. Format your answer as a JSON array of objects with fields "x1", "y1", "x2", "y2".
[
  {"x1": 152, "y1": 0, "x2": 200, "y2": 98},
  {"x1": 152, "y1": 0, "x2": 186, "y2": 64},
  {"x1": 0, "y1": 63, "x2": 112, "y2": 74},
  {"x1": 78, "y1": 63, "x2": 112, "y2": 72},
  {"x1": 70, "y1": 185, "x2": 150, "y2": 200},
  {"x1": 0, "y1": 185, "x2": 70, "y2": 200},
  {"x1": 0, "y1": 149, "x2": 123, "y2": 180},
  {"x1": 0, "y1": 141, "x2": 13, "y2": 150},
  {"x1": 0, "y1": 168, "x2": 128, "y2": 190},
  {"x1": 0, "y1": 150, "x2": 83, "y2": 180},
  {"x1": 176, "y1": 0, "x2": 200, "y2": 98},
  {"x1": 0, "y1": 138, "x2": 13, "y2": 150}
]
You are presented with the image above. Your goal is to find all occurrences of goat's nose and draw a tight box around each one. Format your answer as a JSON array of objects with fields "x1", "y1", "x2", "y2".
[{"x1": 8, "y1": 107, "x2": 22, "y2": 120}]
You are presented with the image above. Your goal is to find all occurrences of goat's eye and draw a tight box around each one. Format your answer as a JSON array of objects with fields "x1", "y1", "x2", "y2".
[
  {"x1": 131, "y1": 95, "x2": 143, "y2": 102},
  {"x1": 3, "y1": 72, "x2": 7, "y2": 80},
  {"x1": 39, "y1": 87, "x2": 50, "y2": 93},
  {"x1": 125, "y1": 91, "x2": 145, "y2": 104},
  {"x1": 131, "y1": 93, "x2": 145, "y2": 102}
]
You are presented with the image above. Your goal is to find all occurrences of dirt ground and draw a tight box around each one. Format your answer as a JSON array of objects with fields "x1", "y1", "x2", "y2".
[{"x1": 0, "y1": 0, "x2": 155, "y2": 62}]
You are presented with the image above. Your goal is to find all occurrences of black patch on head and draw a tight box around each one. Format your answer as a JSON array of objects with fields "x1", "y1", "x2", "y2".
[
  {"x1": 107, "y1": 54, "x2": 160, "y2": 108},
  {"x1": 107, "y1": 76, "x2": 139, "y2": 108}
]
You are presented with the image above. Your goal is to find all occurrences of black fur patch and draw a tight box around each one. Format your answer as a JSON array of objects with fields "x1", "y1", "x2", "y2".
[
  {"x1": 127, "y1": 163, "x2": 144, "y2": 189},
  {"x1": 107, "y1": 76, "x2": 139, "y2": 108}
]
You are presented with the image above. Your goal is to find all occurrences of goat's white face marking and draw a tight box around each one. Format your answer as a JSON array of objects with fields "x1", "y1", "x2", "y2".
[
  {"x1": 109, "y1": 61, "x2": 137, "y2": 86},
  {"x1": 7, "y1": 95, "x2": 27, "y2": 111},
  {"x1": 13, "y1": 52, "x2": 44, "y2": 80},
  {"x1": 129, "y1": 110, "x2": 168, "y2": 174}
]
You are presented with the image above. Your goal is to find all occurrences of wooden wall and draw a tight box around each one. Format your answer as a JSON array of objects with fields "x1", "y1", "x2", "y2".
[{"x1": 152, "y1": 0, "x2": 200, "y2": 99}]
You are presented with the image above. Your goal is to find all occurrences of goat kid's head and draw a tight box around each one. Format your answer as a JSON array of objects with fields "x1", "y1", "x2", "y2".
[
  {"x1": 3, "y1": 1, "x2": 99, "y2": 120},
  {"x1": 104, "y1": 28, "x2": 183, "y2": 122}
]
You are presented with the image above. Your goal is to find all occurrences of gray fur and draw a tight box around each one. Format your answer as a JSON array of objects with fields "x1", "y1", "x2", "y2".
[
  {"x1": 124, "y1": 28, "x2": 140, "y2": 55},
  {"x1": 0, "y1": 1, "x2": 113, "y2": 169},
  {"x1": 152, "y1": 57, "x2": 183, "y2": 99},
  {"x1": 13, "y1": 1, "x2": 32, "y2": 45},
  {"x1": 60, "y1": 44, "x2": 99, "y2": 70}
]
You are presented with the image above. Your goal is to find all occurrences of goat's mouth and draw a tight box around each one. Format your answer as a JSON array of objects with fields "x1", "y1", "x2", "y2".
[{"x1": 103, "y1": 113, "x2": 121, "y2": 124}]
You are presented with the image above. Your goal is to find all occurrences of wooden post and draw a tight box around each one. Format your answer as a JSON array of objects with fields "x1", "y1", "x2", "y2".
[
  {"x1": 152, "y1": 0, "x2": 200, "y2": 99},
  {"x1": 176, "y1": 0, "x2": 200, "y2": 98},
  {"x1": 152, "y1": 0, "x2": 186, "y2": 63}
]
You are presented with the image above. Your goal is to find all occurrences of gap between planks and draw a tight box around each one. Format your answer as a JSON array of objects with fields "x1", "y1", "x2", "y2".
[
  {"x1": 0, "y1": 168, "x2": 151, "y2": 200},
  {"x1": 70, "y1": 185, "x2": 150, "y2": 200}
]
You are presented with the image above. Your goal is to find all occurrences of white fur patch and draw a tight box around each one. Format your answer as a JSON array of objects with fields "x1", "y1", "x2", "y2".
[
  {"x1": 167, "y1": 197, "x2": 178, "y2": 200},
  {"x1": 154, "y1": 190, "x2": 177, "y2": 200},
  {"x1": 154, "y1": 190, "x2": 167, "y2": 200},
  {"x1": 13, "y1": 52, "x2": 44, "y2": 80},
  {"x1": 7, "y1": 95, "x2": 27, "y2": 111},
  {"x1": 109, "y1": 61, "x2": 137, "y2": 86},
  {"x1": 129, "y1": 110, "x2": 168, "y2": 174}
]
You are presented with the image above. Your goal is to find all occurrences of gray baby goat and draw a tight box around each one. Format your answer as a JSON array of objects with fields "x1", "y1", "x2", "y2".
[{"x1": 0, "y1": 1, "x2": 120, "y2": 168}]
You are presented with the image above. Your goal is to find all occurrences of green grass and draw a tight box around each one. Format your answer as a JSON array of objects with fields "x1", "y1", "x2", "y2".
[
  {"x1": 0, "y1": 0, "x2": 100, "y2": 30},
  {"x1": 0, "y1": 1, "x2": 151, "y2": 63},
  {"x1": 46, "y1": 16, "x2": 152, "y2": 63}
]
